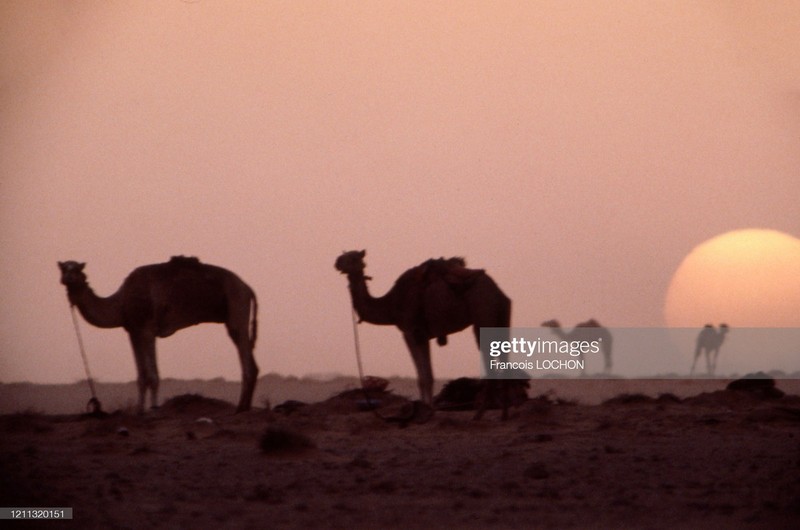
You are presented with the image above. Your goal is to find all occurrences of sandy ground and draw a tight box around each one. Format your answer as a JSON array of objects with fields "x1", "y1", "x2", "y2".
[{"x1": 1, "y1": 376, "x2": 800, "y2": 529}]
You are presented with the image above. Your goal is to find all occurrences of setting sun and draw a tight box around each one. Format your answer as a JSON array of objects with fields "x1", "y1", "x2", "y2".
[{"x1": 664, "y1": 229, "x2": 800, "y2": 327}]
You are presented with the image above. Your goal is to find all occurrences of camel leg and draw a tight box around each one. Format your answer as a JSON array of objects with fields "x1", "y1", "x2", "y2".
[
  {"x1": 497, "y1": 381, "x2": 509, "y2": 420},
  {"x1": 690, "y1": 347, "x2": 701, "y2": 375},
  {"x1": 403, "y1": 331, "x2": 433, "y2": 405},
  {"x1": 129, "y1": 334, "x2": 147, "y2": 413},
  {"x1": 471, "y1": 323, "x2": 500, "y2": 376},
  {"x1": 145, "y1": 344, "x2": 160, "y2": 409},
  {"x1": 470, "y1": 320, "x2": 512, "y2": 420},
  {"x1": 227, "y1": 323, "x2": 259, "y2": 413},
  {"x1": 129, "y1": 331, "x2": 158, "y2": 412},
  {"x1": 474, "y1": 380, "x2": 510, "y2": 421},
  {"x1": 474, "y1": 380, "x2": 491, "y2": 420}
]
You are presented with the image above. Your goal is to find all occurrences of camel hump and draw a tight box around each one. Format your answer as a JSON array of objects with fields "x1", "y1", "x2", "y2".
[
  {"x1": 168, "y1": 255, "x2": 202, "y2": 267},
  {"x1": 421, "y1": 257, "x2": 484, "y2": 287}
]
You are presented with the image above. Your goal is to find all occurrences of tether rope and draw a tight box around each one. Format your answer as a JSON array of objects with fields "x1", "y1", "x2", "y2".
[
  {"x1": 349, "y1": 306, "x2": 388, "y2": 420},
  {"x1": 350, "y1": 307, "x2": 367, "y2": 386},
  {"x1": 69, "y1": 305, "x2": 102, "y2": 414},
  {"x1": 347, "y1": 298, "x2": 430, "y2": 425}
]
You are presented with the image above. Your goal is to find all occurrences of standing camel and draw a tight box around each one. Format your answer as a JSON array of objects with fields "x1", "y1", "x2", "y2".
[
  {"x1": 691, "y1": 324, "x2": 729, "y2": 376},
  {"x1": 58, "y1": 256, "x2": 259, "y2": 413},
  {"x1": 335, "y1": 250, "x2": 517, "y2": 418},
  {"x1": 541, "y1": 318, "x2": 613, "y2": 373}
]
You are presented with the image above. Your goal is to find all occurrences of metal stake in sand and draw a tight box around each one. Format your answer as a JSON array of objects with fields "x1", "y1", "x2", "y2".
[{"x1": 69, "y1": 304, "x2": 103, "y2": 414}]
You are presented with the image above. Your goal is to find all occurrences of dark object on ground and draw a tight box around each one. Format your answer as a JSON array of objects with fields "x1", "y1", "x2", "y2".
[
  {"x1": 434, "y1": 377, "x2": 483, "y2": 411},
  {"x1": 434, "y1": 377, "x2": 529, "y2": 413},
  {"x1": 273, "y1": 400, "x2": 307, "y2": 415},
  {"x1": 726, "y1": 373, "x2": 784, "y2": 399},
  {"x1": 160, "y1": 393, "x2": 236, "y2": 415},
  {"x1": 259, "y1": 426, "x2": 315, "y2": 453}
]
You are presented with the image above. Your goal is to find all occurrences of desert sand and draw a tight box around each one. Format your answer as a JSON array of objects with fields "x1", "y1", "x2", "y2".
[{"x1": 1, "y1": 375, "x2": 799, "y2": 529}]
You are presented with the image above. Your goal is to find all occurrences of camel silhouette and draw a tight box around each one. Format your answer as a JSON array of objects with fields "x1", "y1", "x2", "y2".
[
  {"x1": 541, "y1": 318, "x2": 613, "y2": 373},
  {"x1": 58, "y1": 256, "x2": 258, "y2": 413},
  {"x1": 335, "y1": 250, "x2": 517, "y2": 418},
  {"x1": 691, "y1": 323, "x2": 729, "y2": 376}
]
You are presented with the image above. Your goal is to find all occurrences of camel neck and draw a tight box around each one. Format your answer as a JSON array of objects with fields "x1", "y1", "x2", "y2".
[
  {"x1": 346, "y1": 271, "x2": 396, "y2": 326},
  {"x1": 67, "y1": 282, "x2": 125, "y2": 329}
]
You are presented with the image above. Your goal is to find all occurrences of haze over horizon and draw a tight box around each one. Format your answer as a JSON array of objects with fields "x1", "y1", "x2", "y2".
[{"x1": 2, "y1": 1, "x2": 799, "y2": 385}]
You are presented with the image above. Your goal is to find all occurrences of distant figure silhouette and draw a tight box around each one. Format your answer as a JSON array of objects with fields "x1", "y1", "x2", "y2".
[
  {"x1": 58, "y1": 256, "x2": 259, "y2": 413},
  {"x1": 335, "y1": 250, "x2": 519, "y2": 419},
  {"x1": 691, "y1": 323, "x2": 729, "y2": 376},
  {"x1": 541, "y1": 318, "x2": 613, "y2": 373}
]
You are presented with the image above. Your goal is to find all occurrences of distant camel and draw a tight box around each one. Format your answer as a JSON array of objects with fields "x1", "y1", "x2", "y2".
[
  {"x1": 691, "y1": 324, "x2": 729, "y2": 376},
  {"x1": 335, "y1": 250, "x2": 518, "y2": 419},
  {"x1": 541, "y1": 318, "x2": 613, "y2": 373},
  {"x1": 58, "y1": 256, "x2": 258, "y2": 413}
]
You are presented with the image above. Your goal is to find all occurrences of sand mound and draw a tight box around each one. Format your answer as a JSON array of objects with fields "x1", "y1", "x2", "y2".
[
  {"x1": 434, "y1": 377, "x2": 530, "y2": 411},
  {"x1": 434, "y1": 377, "x2": 481, "y2": 410},
  {"x1": 725, "y1": 372, "x2": 785, "y2": 398},
  {"x1": 601, "y1": 392, "x2": 682, "y2": 406},
  {"x1": 685, "y1": 374, "x2": 788, "y2": 408},
  {"x1": 309, "y1": 388, "x2": 412, "y2": 415},
  {"x1": 158, "y1": 393, "x2": 237, "y2": 416}
]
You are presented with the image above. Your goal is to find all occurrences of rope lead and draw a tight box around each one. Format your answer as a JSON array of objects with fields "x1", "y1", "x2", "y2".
[
  {"x1": 69, "y1": 305, "x2": 103, "y2": 414},
  {"x1": 347, "y1": 300, "x2": 431, "y2": 425}
]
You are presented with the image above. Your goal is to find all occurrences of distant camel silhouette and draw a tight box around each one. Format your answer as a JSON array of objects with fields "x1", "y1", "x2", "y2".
[
  {"x1": 58, "y1": 256, "x2": 258, "y2": 413},
  {"x1": 335, "y1": 250, "x2": 518, "y2": 419},
  {"x1": 541, "y1": 318, "x2": 613, "y2": 373},
  {"x1": 691, "y1": 324, "x2": 729, "y2": 376}
]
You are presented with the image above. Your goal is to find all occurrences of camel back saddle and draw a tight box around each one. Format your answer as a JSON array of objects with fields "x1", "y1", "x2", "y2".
[{"x1": 396, "y1": 257, "x2": 486, "y2": 345}]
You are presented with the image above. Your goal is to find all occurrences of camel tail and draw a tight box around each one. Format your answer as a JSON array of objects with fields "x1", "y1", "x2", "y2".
[{"x1": 249, "y1": 292, "x2": 258, "y2": 350}]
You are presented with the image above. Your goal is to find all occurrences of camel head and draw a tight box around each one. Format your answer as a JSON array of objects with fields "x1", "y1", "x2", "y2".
[
  {"x1": 58, "y1": 261, "x2": 88, "y2": 287},
  {"x1": 541, "y1": 319, "x2": 561, "y2": 329},
  {"x1": 335, "y1": 250, "x2": 367, "y2": 276},
  {"x1": 577, "y1": 318, "x2": 601, "y2": 328}
]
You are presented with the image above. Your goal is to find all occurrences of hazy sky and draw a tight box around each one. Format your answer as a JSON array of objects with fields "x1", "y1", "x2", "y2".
[{"x1": 2, "y1": 1, "x2": 799, "y2": 386}]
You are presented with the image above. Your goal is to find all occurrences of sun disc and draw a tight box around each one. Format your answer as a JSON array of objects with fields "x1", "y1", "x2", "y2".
[{"x1": 664, "y1": 229, "x2": 800, "y2": 327}]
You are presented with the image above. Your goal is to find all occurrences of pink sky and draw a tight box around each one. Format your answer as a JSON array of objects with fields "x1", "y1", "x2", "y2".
[{"x1": 1, "y1": 1, "x2": 799, "y2": 386}]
